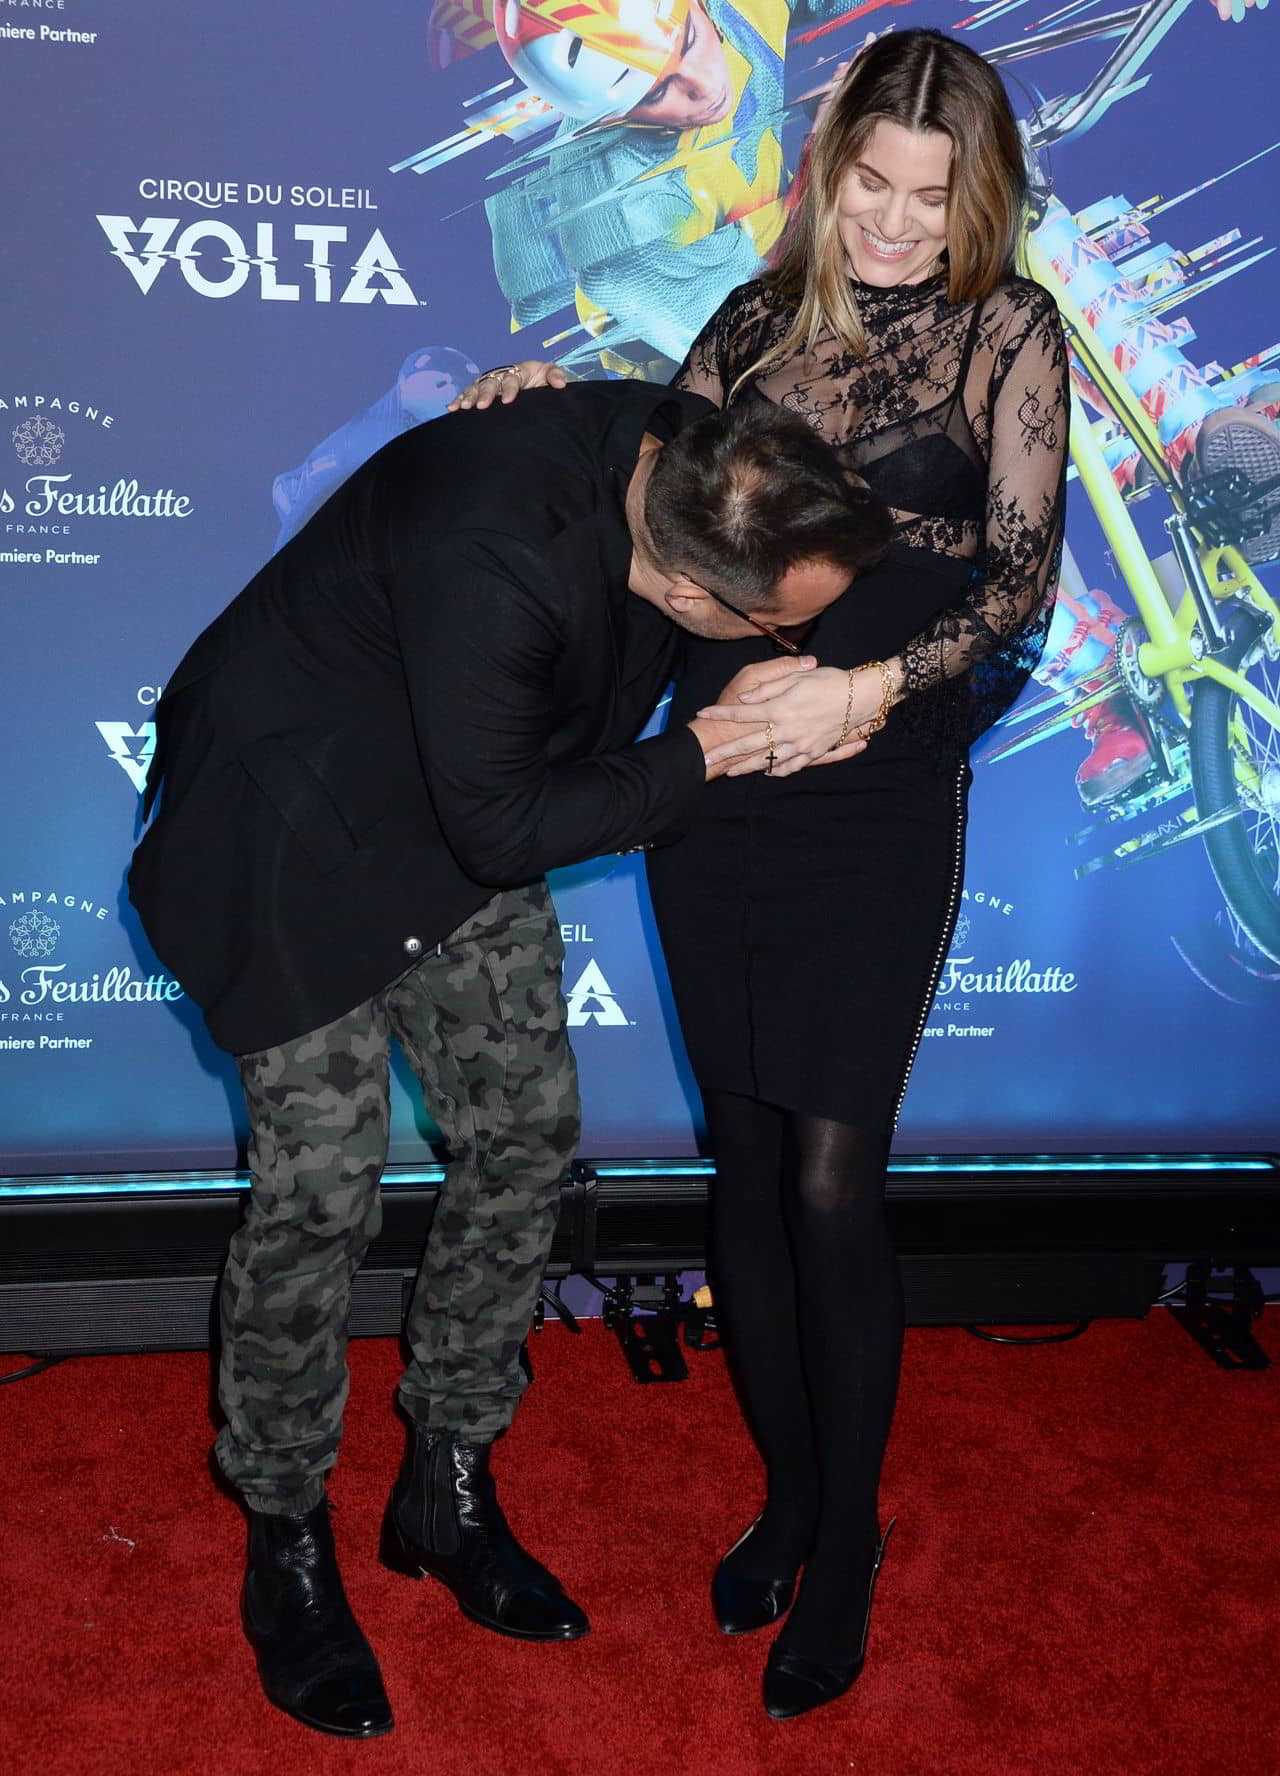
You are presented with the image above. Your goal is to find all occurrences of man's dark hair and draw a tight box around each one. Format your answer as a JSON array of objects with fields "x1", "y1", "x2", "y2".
[{"x1": 643, "y1": 401, "x2": 892, "y2": 608}]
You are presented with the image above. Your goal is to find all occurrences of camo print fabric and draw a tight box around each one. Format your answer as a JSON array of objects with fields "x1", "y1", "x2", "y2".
[{"x1": 215, "y1": 883, "x2": 580, "y2": 1515}]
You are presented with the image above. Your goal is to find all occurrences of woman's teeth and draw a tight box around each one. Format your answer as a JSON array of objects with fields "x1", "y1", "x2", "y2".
[{"x1": 863, "y1": 230, "x2": 914, "y2": 256}]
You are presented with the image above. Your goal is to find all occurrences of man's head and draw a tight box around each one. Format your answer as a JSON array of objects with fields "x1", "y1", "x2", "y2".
[{"x1": 627, "y1": 402, "x2": 893, "y2": 641}]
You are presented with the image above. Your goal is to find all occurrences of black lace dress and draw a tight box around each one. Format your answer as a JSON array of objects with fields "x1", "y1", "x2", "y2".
[{"x1": 646, "y1": 272, "x2": 1069, "y2": 1124}]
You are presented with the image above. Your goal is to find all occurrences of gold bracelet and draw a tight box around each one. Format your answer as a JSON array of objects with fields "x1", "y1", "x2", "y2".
[
  {"x1": 835, "y1": 659, "x2": 896, "y2": 749},
  {"x1": 860, "y1": 658, "x2": 897, "y2": 737},
  {"x1": 836, "y1": 669, "x2": 858, "y2": 749}
]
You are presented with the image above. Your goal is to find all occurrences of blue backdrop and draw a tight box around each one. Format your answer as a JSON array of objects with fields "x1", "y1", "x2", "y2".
[{"x1": 2, "y1": 0, "x2": 1277, "y2": 1172}]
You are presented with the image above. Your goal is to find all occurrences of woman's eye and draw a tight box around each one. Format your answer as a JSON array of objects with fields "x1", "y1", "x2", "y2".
[{"x1": 920, "y1": 195, "x2": 947, "y2": 210}]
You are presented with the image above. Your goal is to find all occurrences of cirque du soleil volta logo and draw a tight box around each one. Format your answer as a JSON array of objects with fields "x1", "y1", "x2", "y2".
[{"x1": 97, "y1": 177, "x2": 420, "y2": 306}]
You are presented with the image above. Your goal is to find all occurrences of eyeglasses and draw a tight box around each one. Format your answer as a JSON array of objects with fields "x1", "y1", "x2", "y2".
[{"x1": 700, "y1": 583, "x2": 805, "y2": 654}]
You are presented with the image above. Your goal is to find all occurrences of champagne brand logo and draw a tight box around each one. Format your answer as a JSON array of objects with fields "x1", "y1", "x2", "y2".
[
  {"x1": 12, "y1": 416, "x2": 65, "y2": 467},
  {"x1": 0, "y1": 395, "x2": 194, "y2": 558},
  {"x1": 0, "y1": 889, "x2": 183, "y2": 1047},
  {"x1": 923, "y1": 886, "x2": 1079, "y2": 1043}
]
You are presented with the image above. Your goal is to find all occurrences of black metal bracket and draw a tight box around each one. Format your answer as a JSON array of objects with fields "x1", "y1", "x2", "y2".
[
  {"x1": 1171, "y1": 1264, "x2": 1270, "y2": 1370},
  {"x1": 564, "y1": 1160, "x2": 598, "y2": 1274},
  {"x1": 536, "y1": 1283, "x2": 581, "y2": 1335},
  {"x1": 597, "y1": 1274, "x2": 689, "y2": 1382}
]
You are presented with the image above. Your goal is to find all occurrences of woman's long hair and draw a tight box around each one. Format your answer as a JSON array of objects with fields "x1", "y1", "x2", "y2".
[{"x1": 734, "y1": 30, "x2": 1026, "y2": 390}]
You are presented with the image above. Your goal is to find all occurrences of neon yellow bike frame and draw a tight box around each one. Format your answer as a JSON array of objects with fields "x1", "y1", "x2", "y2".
[{"x1": 1021, "y1": 229, "x2": 1280, "y2": 740}]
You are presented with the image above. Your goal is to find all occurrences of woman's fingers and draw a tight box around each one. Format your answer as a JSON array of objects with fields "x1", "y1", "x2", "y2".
[
  {"x1": 733, "y1": 669, "x2": 818, "y2": 704},
  {"x1": 448, "y1": 380, "x2": 499, "y2": 412},
  {"x1": 726, "y1": 656, "x2": 817, "y2": 702},
  {"x1": 705, "y1": 655, "x2": 815, "y2": 712},
  {"x1": 449, "y1": 361, "x2": 560, "y2": 411},
  {"x1": 703, "y1": 728, "x2": 772, "y2": 765},
  {"x1": 810, "y1": 738, "x2": 868, "y2": 766},
  {"x1": 741, "y1": 655, "x2": 817, "y2": 687},
  {"x1": 695, "y1": 700, "x2": 784, "y2": 724}
]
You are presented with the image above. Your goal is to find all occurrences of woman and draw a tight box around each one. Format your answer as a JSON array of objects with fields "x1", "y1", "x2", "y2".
[{"x1": 458, "y1": 29, "x2": 1069, "y2": 1720}]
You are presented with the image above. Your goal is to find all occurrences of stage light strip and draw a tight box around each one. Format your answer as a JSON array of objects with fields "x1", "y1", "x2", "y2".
[{"x1": 0, "y1": 1154, "x2": 1272, "y2": 1199}]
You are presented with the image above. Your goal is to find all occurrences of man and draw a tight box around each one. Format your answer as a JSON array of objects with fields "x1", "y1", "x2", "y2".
[{"x1": 129, "y1": 379, "x2": 890, "y2": 1739}]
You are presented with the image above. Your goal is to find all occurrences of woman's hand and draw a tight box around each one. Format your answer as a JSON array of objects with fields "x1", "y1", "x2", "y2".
[
  {"x1": 697, "y1": 663, "x2": 893, "y2": 777},
  {"x1": 448, "y1": 360, "x2": 567, "y2": 411}
]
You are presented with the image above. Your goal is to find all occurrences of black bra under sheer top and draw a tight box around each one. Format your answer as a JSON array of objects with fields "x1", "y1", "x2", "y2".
[
  {"x1": 672, "y1": 272, "x2": 1070, "y2": 751},
  {"x1": 835, "y1": 295, "x2": 986, "y2": 529}
]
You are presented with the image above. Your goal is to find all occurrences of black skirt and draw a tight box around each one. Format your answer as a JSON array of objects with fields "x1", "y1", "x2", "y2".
[{"x1": 646, "y1": 546, "x2": 974, "y2": 1127}]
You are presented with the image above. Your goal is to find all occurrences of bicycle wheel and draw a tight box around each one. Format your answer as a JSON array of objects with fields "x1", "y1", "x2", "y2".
[{"x1": 1189, "y1": 624, "x2": 1280, "y2": 965}]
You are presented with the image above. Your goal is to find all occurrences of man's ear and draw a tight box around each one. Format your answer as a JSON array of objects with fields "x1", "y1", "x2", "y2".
[{"x1": 663, "y1": 585, "x2": 710, "y2": 618}]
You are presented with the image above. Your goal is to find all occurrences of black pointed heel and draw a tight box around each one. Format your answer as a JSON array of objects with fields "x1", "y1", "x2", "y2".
[
  {"x1": 711, "y1": 1519, "x2": 798, "y2": 1636},
  {"x1": 763, "y1": 1519, "x2": 895, "y2": 1722}
]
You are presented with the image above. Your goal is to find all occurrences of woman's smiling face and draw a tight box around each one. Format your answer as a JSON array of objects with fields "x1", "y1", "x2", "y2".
[{"x1": 835, "y1": 119, "x2": 952, "y2": 288}]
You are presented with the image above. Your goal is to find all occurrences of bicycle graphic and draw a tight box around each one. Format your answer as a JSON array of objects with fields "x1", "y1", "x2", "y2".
[{"x1": 980, "y1": 0, "x2": 1280, "y2": 995}]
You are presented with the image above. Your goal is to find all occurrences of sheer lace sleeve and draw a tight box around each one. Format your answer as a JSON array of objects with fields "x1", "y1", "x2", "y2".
[
  {"x1": 899, "y1": 288, "x2": 1069, "y2": 744},
  {"x1": 670, "y1": 280, "x2": 784, "y2": 409},
  {"x1": 671, "y1": 307, "x2": 728, "y2": 406}
]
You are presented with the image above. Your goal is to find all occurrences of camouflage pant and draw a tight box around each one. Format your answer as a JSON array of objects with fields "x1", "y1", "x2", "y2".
[{"x1": 215, "y1": 883, "x2": 580, "y2": 1515}]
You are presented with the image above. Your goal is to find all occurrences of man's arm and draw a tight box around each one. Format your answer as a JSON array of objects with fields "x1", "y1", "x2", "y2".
[{"x1": 390, "y1": 531, "x2": 709, "y2": 885}]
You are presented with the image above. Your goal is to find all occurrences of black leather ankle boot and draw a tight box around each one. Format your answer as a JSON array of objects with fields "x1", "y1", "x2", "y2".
[
  {"x1": 242, "y1": 1500, "x2": 393, "y2": 1738},
  {"x1": 380, "y1": 1426, "x2": 588, "y2": 1641}
]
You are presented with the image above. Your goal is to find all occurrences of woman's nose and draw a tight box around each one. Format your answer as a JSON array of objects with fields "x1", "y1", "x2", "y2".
[{"x1": 876, "y1": 192, "x2": 910, "y2": 238}]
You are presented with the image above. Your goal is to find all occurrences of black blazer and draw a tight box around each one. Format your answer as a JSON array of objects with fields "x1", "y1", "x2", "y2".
[{"x1": 129, "y1": 383, "x2": 713, "y2": 1055}]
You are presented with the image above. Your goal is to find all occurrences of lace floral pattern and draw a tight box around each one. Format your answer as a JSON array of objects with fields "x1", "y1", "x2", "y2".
[{"x1": 673, "y1": 272, "x2": 1070, "y2": 750}]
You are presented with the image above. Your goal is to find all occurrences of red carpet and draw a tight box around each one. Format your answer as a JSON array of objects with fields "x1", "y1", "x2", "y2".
[{"x1": 2, "y1": 1312, "x2": 1276, "y2": 1776}]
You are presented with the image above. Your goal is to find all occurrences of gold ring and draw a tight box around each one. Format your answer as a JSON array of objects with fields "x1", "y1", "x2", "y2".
[{"x1": 477, "y1": 364, "x2": 520, "y2": 383}]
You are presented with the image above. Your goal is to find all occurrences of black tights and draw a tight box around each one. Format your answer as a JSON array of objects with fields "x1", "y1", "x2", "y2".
[{"x1": 703, "y1": 1089, "x2": 904, "y2": 1660}]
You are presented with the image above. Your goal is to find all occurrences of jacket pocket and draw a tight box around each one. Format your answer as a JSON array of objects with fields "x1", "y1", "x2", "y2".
[{"x1": 240, "y1": 734, "x2": 359, "y2": 877}]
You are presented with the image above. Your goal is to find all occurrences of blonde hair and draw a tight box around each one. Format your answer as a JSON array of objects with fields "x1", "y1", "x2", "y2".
[{"x1": 733, "y1": 31, "x2": 1026, "y2": 394}]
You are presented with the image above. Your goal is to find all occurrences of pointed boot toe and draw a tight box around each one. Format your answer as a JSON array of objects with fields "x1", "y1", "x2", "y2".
[
  {"x1": 290, "y1": 1670, "x2": 394, "y2": 1739},
  {"x1": 481, "y1": 1580, "x2": 589, "y2": 1642},
  {"x1": 383, "y1": 1428, "x2": 589, "y2": 1643},
  {"x1": 243, "y1": 1500, "x2": 393, "y2": 1739}
]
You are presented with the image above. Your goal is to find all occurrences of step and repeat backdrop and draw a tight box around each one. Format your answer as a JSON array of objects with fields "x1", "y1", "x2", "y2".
[{"x1": 2, "y1": 0, "x2": 1278, "y2": 1172}]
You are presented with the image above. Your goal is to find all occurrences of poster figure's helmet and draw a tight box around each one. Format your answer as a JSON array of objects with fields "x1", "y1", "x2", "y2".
[{"x1": 493, "y1": 0, "x2": 690, "y2": 122}]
